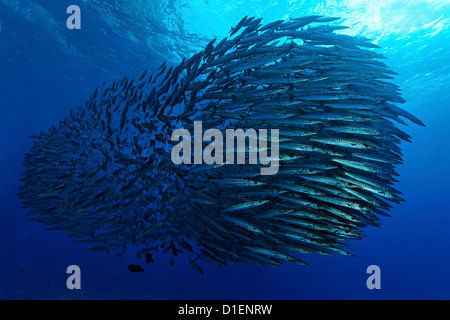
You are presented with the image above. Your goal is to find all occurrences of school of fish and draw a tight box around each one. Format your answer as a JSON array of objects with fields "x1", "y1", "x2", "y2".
[{"x1": 19, "y1": 16, "x2": 425, "y2": 273}]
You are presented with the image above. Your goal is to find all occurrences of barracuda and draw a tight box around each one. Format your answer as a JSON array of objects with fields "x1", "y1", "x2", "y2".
[{"x1": 20, "y1": 15, "x2": 424, "y2": 272}]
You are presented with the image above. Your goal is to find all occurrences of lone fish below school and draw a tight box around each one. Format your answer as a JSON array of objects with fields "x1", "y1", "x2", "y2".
[{"x1": 19, "y1": 15, "x2": 424, "y2": 272}]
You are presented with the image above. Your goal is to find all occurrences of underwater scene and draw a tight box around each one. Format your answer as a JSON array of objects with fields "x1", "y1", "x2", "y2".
[{"x1": 1, "y1": 0, "x2": 449, "y2": 300}]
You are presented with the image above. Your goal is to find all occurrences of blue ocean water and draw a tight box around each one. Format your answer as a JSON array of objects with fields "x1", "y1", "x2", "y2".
[{"x1": 0, "y1": 0, "x2": 449, "y2": 299}]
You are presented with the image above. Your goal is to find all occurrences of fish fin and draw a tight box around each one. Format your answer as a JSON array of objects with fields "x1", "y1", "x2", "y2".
[{"x1": 389, "y1": 104, "x2": 425, "y2": 127}]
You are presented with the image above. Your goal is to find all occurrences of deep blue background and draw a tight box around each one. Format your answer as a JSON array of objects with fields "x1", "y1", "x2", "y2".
[{"x1": 0, "y1": 0, "x2": 448, "y2": 299}]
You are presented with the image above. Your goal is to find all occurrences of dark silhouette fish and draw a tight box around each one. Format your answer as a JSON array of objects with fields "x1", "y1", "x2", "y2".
[
  {"x1": 145, "y1": 253, "x2": 154, "y2": 264},
  {"x1": 128, "y1": 264, "x2": 144, "y2": 273},
  {"x1": 19, "y1": 16, "x2": 424, "y2": 272}
]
